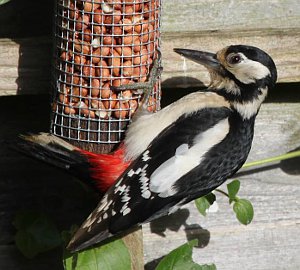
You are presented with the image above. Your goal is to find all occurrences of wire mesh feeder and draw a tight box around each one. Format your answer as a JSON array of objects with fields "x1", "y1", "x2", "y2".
[{"x1": 52, "y1": 0, "x2": 161, "y2": 145}]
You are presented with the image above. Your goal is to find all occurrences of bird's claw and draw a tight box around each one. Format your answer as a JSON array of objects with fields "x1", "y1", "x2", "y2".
[{"x1": 110, "y1": 49, "x2": 162, "y2": 109}]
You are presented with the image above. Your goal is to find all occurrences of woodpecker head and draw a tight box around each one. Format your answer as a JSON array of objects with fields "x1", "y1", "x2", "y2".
[{"x1": 174, "y1": 45, "x2": 277, "y2": 119}]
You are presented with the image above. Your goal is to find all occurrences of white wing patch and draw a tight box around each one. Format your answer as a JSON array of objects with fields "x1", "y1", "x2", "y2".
[
  {"x1": 124, "y1": 92, "x2": 229, "y2": 161},
  {"x1": 149, "y1": 118, "x2": 230, "y2": 198}
]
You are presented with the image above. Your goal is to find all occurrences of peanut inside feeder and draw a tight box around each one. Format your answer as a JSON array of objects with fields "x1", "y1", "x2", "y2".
[{"x1": 52, "y1": 0, "x2": 161, "y2": 144}]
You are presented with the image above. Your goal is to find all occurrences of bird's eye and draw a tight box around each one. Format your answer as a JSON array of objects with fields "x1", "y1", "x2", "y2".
[{"x1": 228, "y1": 54, "x2": 242, "y2": 65}]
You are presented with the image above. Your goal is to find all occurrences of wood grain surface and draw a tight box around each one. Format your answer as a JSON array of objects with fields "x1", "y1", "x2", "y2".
[
  {"x1": 0, "y1": 0, "x2": 299, "y2": 95},
  {"x1": 143, "y1": 102, "x2": 300, "y2": 270}
]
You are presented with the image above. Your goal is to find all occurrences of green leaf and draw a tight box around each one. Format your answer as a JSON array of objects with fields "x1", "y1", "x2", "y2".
[
  {"x1": 194, "y1": 193, "x2": 216, "y2": 216},
  {"x1": 233, "y1": 199, "x2": 254, "y2": 225},
  {"x1": 14, "y1": 211, "x2": 62, "y2": 258},
  {"x1": 155, "y1": 239, "x2": 216, "y2": 270},
  {"x1": 63, "y1": 239, "x2": 131, "y2": 270},
  {"x1": 227, "y1": 179, "x2": 240, "y2": 203},
  {"x1": 0, "y1": 0, "x2": 11, "y2": 5}
]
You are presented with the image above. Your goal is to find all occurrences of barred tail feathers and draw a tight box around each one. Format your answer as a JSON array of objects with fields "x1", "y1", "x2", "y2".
[{"x1": 17, "y1": 133, "x2": 130, "y2": 192}]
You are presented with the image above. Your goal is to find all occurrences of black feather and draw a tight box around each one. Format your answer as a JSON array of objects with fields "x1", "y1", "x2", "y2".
[{"x1": 12, "y1": 133, "x2": 100, "y2": 192}]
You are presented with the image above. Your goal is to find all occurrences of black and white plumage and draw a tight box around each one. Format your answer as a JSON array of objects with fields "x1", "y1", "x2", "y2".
[{"x1": 67, "y1": 45, "x2": 277, "y2": 252}]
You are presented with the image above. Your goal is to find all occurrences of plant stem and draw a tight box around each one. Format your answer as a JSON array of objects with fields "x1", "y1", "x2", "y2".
[
  {"x1": 215, "y1": 189, "x2": 230, "y2": 198},
  {"x1": 242, "y1": 150, "x2": 300, "y2": 169}
]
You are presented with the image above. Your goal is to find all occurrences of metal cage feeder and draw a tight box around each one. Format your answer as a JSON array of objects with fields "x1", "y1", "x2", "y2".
[{"x1": 51, "y1": 0, "x2": 161, "y2": 146}]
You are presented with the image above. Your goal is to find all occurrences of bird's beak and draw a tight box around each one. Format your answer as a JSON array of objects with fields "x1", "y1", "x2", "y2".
[{"x1": 173, "y1": 48, "x2": 221, "y2": 71}]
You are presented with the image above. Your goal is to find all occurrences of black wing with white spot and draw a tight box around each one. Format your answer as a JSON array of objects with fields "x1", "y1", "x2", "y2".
[{"x1": 67, "y1": 106, "x2": 232, "y2": 252}]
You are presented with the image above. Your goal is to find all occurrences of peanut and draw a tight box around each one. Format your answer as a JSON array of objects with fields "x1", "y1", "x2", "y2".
[
  {"x1": 92, "y1": 46, "x2": 110, "y2": 64},
  {"x1": 122, "y1": 32, "x2": 139, "y2": 45},
  {"x1": 96, "y1": 60, "x2": 110, "y2": 80},
  {"x1": 93, "y1": 9, "x2": 103, "y2": 24},
  {"x1": 133, "y1": 48, "x2": 148, "y2": 65},
  {"x1": 92, "y1": 25, "x2": 107, "y2": 35},
  {"x1": 84, "y1": 1, "x2": 92, "y2": 12},
  {"x1": 104, "y1": 10, "x2": 122, "y2": 24},
  {"x1": 82, "y1": 61, "x2": 96, "y2": 77},
  {"x1": 77, "y1": 101, "x2": 94, "y2": 118},
  {"x1": 59, "y1": 93, "x2": 68, "y2": 103},
  {"x1": 91, "y1": 78, "x2": 100, "y2": 97},
  {"x1": 115, "y1": 46, "x2": 133, "y2": 59},
  {"x1": 75, "y1": 14, "x2": 89, "y2": 31},
  {"x1": 91, "y1": 100, "x2": 108, "y2": 119},
  {"x1": 100, "y1": 82, "x2": 111, "y2": 99},
  {"x1": 103, "y1": 36, "x2": 116, "y2": 45},
  {"x1": 122, "y1": 18, "x2": 133, "y2": 32},
  {"x1": 74, "y1": 40, "x2": 90, "y2": 54},
  {"x1": 64, "y1": 105, "x2": 76, "y2": 115},
  {"x1": 83, "y1": 28, "x2": 92, "y2": 42},
  {"x1": 133, "y1": 65, "x2": 147, "y2": 78},
  {"x1": 106, "y1": 0, "x2": 121, "y2": 10},
  {"x1": 71, "y1": 87, "x2": 80, "y2": 103},
  {"x1": 72, "y1": 75, "x2": 81, "y2": 85},
  {"x1": 58, "y1": 0, "x2": 160, "y2": 120},
  {"x1": 69, "y1": 3, "x2": 79, "y2": 20},
  {"x1": 102, "y1": 93, "x2": 117, "y2": 110},
  {"x1": 114, "y1": 101, "x2": 128, "y2": 119},
  {"x1": 112, "y1": 78, "x2": 131, "y2": 87},
  {"x1": 132, "y1": 38, "x2": 142, "y2": 52},
  {"x1": 108, "y1": 50, "x2": 121, "y2": 77},
  {"x1": 112, "y1": 26, "x2": 123, "y2": 36},
  {"x1": 74, "y1": 53, "x2": 86, "y2": 65},
  {"x1": 122, "y1": 60, "x2": 133, "y2": 77},
  {"x1": 124, "y1": 5, "x2": 134, "y2": 16},
  {"x1": 106, "y1": 0, "x2": 122, "y2": 10}
]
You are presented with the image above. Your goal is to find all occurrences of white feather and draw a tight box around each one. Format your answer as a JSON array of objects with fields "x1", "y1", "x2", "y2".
[
  {"x1": 233, "y1": 87, "x2": 268, "y2": 119},
  {"x1": 149, "y1": 118, "x2": 230, "y2": 197},
  {"x1": 124, "y1": 92, "x2": 229, "y2": 161},
  {"x1": 23, "y1": 133, "x2": 76, "y2": 151}
]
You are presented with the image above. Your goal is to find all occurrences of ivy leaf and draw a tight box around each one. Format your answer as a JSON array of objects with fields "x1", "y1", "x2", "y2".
[
  {"x1": 233, "y1": 199, "x2": 254, "y2": 225},
  {"x1": 13, "y1": 211, "x2": 62, "y2": 258},
  {"x1": 195, "y1": 193, "x2": 216, "y2": 216},
  {"x1": 63, "y1": 239, "x2": 131, "y2": 270},
  {"x1": 155, "y1": 239, "x2": 216, "y2": 270},
  {"x1": 227, "y1": 179, "x2": 240, "y2": 203}
]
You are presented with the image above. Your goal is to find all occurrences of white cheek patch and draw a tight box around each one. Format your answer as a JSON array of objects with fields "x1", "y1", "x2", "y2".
[
  {"x1": 149, "y1": 118, "x2": 230, "y2": 198},
  {"x1": 228, "y1": 55, "x2": 270, "y2": 84}
]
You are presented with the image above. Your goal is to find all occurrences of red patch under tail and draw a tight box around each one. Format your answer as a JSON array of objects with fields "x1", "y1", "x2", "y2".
[{"x1": 78, "y1": 144, "x2": 131, "y2": 192}]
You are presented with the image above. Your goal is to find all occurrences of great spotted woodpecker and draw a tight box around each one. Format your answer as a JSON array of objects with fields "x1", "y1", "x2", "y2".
[{"x1": 18, "y1": 45, "x2": 277, "y2": 252}]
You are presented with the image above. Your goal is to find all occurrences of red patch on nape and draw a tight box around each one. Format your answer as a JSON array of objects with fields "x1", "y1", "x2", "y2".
[{"x1": 78, "y1": 144, "x2": 131, "y2": 192}]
